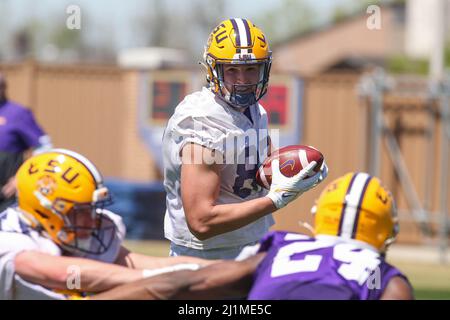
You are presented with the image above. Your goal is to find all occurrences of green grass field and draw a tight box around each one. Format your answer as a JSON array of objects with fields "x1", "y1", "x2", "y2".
[
  {"x1": 124, "y1": 240, "x2": 450, "y2": 300},
  {"x1": 387, "y1": 260, "x2": 450, "y2": 299}
]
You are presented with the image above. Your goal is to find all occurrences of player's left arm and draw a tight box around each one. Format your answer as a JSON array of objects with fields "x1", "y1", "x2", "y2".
[
  {"x1": 92, "y1": 252, "x2": 266, "y2": 300},
  {"x1": 14, "y1": 250, "x2": 144, "y2": 293},
  {"x1": 114, "y1": 246, "x2": 219, "y2": 269},
  {"x1": 380, "y1": 276, "x2": 415, "y2": 300}
]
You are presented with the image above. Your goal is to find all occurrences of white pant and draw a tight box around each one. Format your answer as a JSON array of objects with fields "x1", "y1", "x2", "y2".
[{"x1": 169, "y1": 241, "x2": 257, "y2": 260}]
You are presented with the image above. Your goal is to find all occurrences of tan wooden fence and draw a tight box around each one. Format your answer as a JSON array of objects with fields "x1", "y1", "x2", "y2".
[{"x1": 1, "y1": 62, "x2": 448, "y2": 244}]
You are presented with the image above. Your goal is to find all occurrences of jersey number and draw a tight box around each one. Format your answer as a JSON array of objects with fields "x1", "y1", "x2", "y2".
[
  {"x1": 232, "y1": 145, "x2": 260, "y2": 199},
  {"x1": 271, "y1": 235, "x2": 381, "y2": 285}
]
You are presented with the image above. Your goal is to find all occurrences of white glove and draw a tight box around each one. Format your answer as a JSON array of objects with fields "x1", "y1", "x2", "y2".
[
  {"x1": 266, "y1": 159, "x2": 328, "y2": 209},
  {"x1": 316, "y1": 161, "x2": 328, "y2": 184}
]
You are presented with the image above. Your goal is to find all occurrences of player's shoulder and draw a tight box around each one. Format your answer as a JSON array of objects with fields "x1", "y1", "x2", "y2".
[
  {"x1": 0, "y1": 231, "x2": 38, "y2": 254},
  {"x1": 172, "y1": 87, "x2": 234, "y2": 121},
  {"x1": 3, "y1": 100, "x2": 31, "y2": 117},
  {"x1": 0, "y1": 209, "x2": 39, "y2": 254},
  {"x1": 381, "y1": 275, "x2": 414, "y2": 300},
  {"x1": 0, "y1": 207, "x2": 27, "y2": 233},
  {"x1": 375, "y1": 256, "x2": 414, "y2": 299},
  {"x1": 0, "y1": 207, "x2": 60, "y2": 255},
  {"x1": 256, "y1": 102, "x2": 268, "y2": 116},
  {"x1": 379, "y1": 257, "x2": 409, "y2": 281},
  {"x1": 184, "y1": 87, "x2": 215, "y2": 106}
]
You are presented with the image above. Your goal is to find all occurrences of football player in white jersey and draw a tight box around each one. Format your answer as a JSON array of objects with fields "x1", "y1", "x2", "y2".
[
  {"x1": 163, "y1": 18, "x2": 328, "y2": 260},
  {"x1": 0, "y1": 149, "x2": 213, "y2": 300}
]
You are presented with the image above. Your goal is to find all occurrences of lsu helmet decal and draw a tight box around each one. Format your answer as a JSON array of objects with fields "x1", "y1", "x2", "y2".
[
  {"x1": 313, "y1": 172, "x2": 399, "y2": 252},
  {"x1": 203, "y1": 18, "x2": 272, "y2": 108},
  {"x1": 16, "y1": 148, "x2": 114, "y2": 255}
]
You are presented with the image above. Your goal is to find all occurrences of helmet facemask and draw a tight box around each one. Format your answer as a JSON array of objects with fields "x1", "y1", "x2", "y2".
[
  {"x1": 53, "y1": 193, "x2": 115, "y2": 256},
  {"x1": 380, "y1": 198, "x2": 399, "y2": 254},
  {"x1": 212, "y1": 59, "x2": 272, "y2": 109}
]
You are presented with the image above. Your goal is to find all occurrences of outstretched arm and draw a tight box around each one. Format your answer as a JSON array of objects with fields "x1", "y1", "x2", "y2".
[
  {"x1": 115, "y1": 246, "x2": 219, "y2": 269},
  {"x1": 93, "y1": 252, "x2": 266, "y2": 300},
  {"x1": 14, "y1": 250, "x2": 144, "y2": 293}
]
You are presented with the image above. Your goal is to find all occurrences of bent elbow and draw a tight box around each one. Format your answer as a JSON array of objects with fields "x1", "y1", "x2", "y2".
[{"x1": 187, "y1": 221, "x2": 213, "y2": 241}]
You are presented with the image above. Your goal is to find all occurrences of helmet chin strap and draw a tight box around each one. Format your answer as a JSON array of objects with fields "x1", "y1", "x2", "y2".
[
  {"x1": 219, "y1": 85, "x2": 256, "y2": 110},
  {"x1": 217, "y1": 94, "x2": 248, "y2": 112},
  {"x1": 231, "y1": 92, "x2": 257, "y2": 108}
]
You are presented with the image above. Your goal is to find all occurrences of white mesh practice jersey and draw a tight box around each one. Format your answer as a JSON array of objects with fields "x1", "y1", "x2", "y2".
[
  {"x1": 162, "y1": 87, "x2": 274, "y2": 253},
  {"x1": 0, "y1": 207, "x2": 126, "y2": 300}
]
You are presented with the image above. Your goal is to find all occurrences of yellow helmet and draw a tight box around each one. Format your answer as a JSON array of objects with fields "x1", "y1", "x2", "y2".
[
  {"x1": 203, "y1": 18, "x2": 272, "y2": 108},
  {"x1": 313, "y1": 172, "x2": 399, "y2": 252},
  {"x1": 16, "y1": 149, "x2": 114, "y2": 255}
]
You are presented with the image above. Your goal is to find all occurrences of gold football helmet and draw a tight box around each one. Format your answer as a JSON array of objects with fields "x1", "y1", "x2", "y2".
[
  {"x1": 203, "y1": 18, "x2": 272, "y2": 108},
  {"x1": 15, "y1": 149, "x2": 114, "y2": 255},
  {"x1": 312, "y1": 172, "x2": 399, "y2": 252}
]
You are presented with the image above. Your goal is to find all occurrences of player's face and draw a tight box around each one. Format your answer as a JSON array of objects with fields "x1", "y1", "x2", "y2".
[
  {"x1": 67, "y1": 207, "x2": 96, "y2": 239},
  {"x1": 222, "y1": 64, "x2": 261, "y2": 94}
]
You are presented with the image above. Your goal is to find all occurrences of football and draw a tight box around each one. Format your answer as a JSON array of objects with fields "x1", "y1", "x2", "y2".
[{"x1": 256, "y1": 145, "x2": 324, "y2": 189}]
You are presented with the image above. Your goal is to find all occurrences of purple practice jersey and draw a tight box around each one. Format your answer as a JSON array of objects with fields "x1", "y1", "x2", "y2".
[
  {"x1": 0, "y1": 101, "x2": 46, "y2": 153},
  {"x1": 248, "y1": 231, "x2": 410, "y2": 300}
]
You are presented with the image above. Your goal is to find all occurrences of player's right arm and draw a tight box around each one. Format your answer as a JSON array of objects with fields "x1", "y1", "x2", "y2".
[
  {"x1": 92, "y1": 252, "x2": 266, "y2": 300},
  {"x1": 14, "y1": 250, "x2": 144, "y2": 293},
  {"x1": 380, "y1": 276, "x2": 415, "y2": 300},
  {"x1": 181, "y1": 143, "x2": 323, "y2": 240},
  {"x1": 181, "y1": 143, "x2": 276, "y2": 240}
]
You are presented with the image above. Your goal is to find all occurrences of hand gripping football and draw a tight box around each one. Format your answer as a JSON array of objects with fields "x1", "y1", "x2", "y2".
[{"x1": 256, "y1": 145, "x2": 324, "y2": 189}]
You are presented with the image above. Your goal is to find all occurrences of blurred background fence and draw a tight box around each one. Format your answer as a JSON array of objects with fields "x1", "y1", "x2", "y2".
[{"x1": 1, "y1": 61, "x2": 448, "y2": 247}]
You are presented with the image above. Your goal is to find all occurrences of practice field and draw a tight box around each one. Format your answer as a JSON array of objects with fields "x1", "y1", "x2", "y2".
[{"x1": 124, "y1": 240, "x2": 450, "y2": 300}]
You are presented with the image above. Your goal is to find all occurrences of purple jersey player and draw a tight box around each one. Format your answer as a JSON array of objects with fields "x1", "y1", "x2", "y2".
[
  {"x1": 90, "y1": 172, "x2": 414, "y2": 301},
  {"x1": 0, "y1": 73, "x2": 52, "y2": 211},
  {"x1": 0, "y1": 74, "x2": 50, "y2": 154},
  {"x1": 247, "y1": 231, "x2": 409, "y2": 300},
  {"x1": 0, "y1": 100, "x2": 49, "y2": 154}
]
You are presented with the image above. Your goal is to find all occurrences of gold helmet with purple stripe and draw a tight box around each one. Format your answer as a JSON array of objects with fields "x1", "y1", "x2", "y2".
[
  {"x1": 312, "y1": 172, "x2": 399, "y2": 253},
  {"x1": 203, "y1": 18, "x2": 272, "y2": 108},
  {"x1": 16, "y1": 149, "x2": 115, "y2": 255}
]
